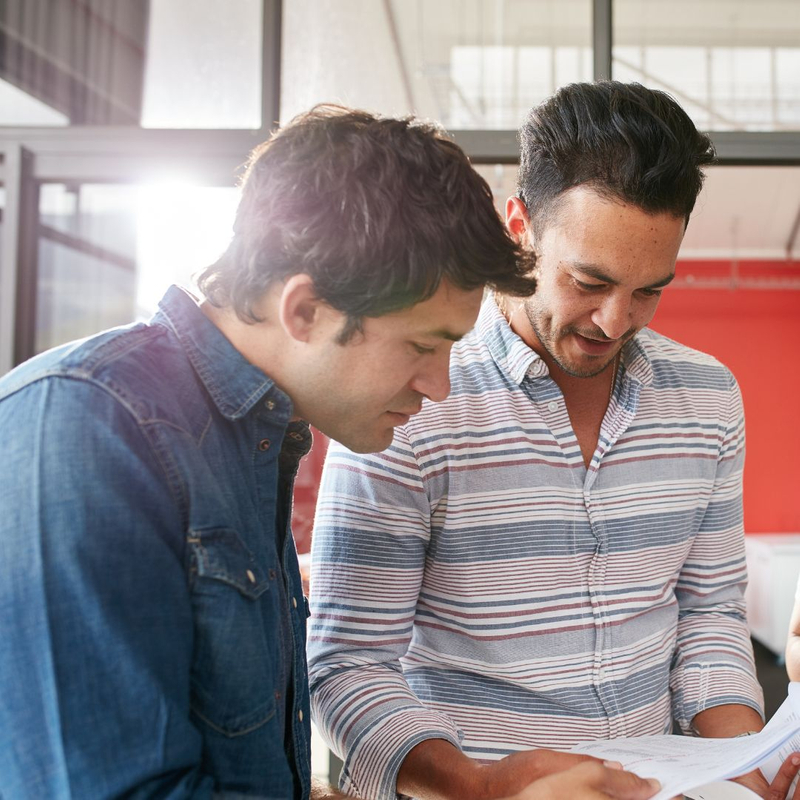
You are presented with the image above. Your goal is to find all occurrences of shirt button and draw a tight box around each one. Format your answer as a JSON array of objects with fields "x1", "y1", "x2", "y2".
[
  {"x1": 298, "y1": 710, "x2": 304, "y2": 722},
  {"x1": 265, "y1": 399, "x2": 275, "y2": 410},
  {"x1": 268, "y1": 568, "x2": 276, "y2": 580},
  {"x1": 246, "y1": 569, "x2": 256, "y2": 584},
  {"x1": 292, "y1": 597, "x2": 298, "y2": 609},
  {"x1": 547, "y1": 401, "x2": 558, "y2": 412},
  {"x1": 258, "y1": 438, "x2": 271, "y2": 451}
]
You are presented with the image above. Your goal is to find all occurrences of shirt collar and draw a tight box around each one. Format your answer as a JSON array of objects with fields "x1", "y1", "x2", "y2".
[
  {"x1": 153, "y1": 285, "x2": 292, "y2": 422},
  {"x1": 478, "y1": 294, "x2": 654, "y2": 388},
  {"x1": 477, "y1": 296, "x2": 545, "y2": 385}
]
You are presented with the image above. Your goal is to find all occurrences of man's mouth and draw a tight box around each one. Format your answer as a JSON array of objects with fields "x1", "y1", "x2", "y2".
[
  {"x1": 573, "y1": 332, "x2": 617, "y2": 356},
  {"x1": 386, "y1": 406, "x2": 422, "y2": 424}
]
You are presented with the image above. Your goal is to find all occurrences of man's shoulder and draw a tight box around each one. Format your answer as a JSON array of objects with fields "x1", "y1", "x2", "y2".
[
  {"x1": 0, "y1": 320, "x2": 197, "y2": 423},
  {"x1": 448, "y1": 327, "x2": 512, "y2": 388},
  {"x1": 399, "y1": 331, "x2": 518, "y2": 449},
  {"x1": 636, "y1": 328, "x2": 736, "y2": 388}
]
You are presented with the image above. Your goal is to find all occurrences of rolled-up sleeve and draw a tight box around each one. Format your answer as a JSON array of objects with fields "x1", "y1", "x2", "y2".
[
  {"x1": 669, "y1": 375, "x2": 764, "y2": 732},
  {"x1": 0, "y1": 377, "x2": 212, "y2": 798},
  {"x1": 308, "y1": 431, "x2": 462, "y2": 800}
]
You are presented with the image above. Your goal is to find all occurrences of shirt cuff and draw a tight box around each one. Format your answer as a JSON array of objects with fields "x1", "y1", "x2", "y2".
[
  {"x1": 671, "y1": 662, "x2": 764, "y2": 734},
  {"x1": 340, "y1": 709, "x2": 462, "y2": 800}
]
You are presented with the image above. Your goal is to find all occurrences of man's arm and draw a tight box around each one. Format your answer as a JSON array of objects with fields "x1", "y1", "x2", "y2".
[
  {"x1": 309, "y1": 432, "x2": 606, "y2": 800},
  {"x1": 314, "y1": 764, "x2": 662, "y2": 800},
  {"x1": 668, "y1": 374, "x2": 800, "y2": 799},
  {"x1": 670, "y1": 374, "x2": 763, "y2": 735},
  {"x1": 397, "y1": 739, "x2": 601, "y2": 800},
  {"x1": 0, "y1": 379, "x2": 210, "y2": 797},
  {"x1": 786, "y1": 574, "x2": 800, "y2": 681},
  {"x1": 311, "y1": 777, "x2": 358, "y2": 799},
  {"x1": 308, "y1": 432, "x2": 464, "y2": 800}
]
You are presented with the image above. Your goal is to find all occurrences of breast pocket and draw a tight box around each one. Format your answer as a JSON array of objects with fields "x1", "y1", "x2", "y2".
[{"x1": 187, "y1": 527, "x2": 277, "y2": 737}]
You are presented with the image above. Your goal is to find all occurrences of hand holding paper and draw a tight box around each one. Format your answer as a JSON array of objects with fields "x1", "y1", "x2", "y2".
[{"x1": 571, "y1": 684, "x2": 800, "y2": 800}]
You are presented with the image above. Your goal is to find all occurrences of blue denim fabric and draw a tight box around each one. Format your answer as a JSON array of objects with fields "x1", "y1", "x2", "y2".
[{"x1": 0, "y1": 286, "x2": 312, "y2": 799}]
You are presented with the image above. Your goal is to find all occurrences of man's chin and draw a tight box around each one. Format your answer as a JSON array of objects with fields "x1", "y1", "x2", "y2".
[
  {"x1": 338, "y1": 427, "x2": 396, "y2": 455},
  {"x1": 556, "y1": 352, "x2": 618, "y2": 379}
]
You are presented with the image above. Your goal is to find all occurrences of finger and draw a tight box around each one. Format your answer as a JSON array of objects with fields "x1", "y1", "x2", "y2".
[
  {"x1": 600, "y1": 770, "x2": 661, "y2": 800},
  {"x1": 768, "y1": 753, "x2": 800, "y2": 799},
  {"x1": 575, "y1": 762, "x2": 661, "y2": 799},
  {"x1": 733, "y1": 769, "x2": 770, "y2": 793}
]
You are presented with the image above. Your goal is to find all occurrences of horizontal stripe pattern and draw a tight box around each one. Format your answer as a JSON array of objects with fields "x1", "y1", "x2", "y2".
[{"x1": 308, "y1": 298, "x2": 762, "y2": 800}]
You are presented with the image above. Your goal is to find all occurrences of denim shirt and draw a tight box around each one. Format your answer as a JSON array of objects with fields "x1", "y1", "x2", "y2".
[{"x1": 0, "y1": 286, "x2": 312, "y2": 799}]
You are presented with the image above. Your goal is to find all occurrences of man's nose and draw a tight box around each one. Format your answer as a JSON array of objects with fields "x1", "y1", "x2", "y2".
[
  {"x1": 591, "y1": 293, "x2": 632, "y2": 341},
  {"x1": 410, "y1": 352, "x2": 452, "y2": 404}
]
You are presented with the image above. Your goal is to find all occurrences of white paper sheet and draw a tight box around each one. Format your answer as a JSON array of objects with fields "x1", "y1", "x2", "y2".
[
  {"x1": 571, "y1": 683, "x2": 800, "y2": 800},
  {"x1": 683, "y1": 780, "x2": 760, "y2": 799}
]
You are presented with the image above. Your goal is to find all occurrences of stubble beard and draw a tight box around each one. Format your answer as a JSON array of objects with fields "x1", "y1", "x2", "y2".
[{"x1": 524, "y1": 303, "x2": 620, "y2": 379}]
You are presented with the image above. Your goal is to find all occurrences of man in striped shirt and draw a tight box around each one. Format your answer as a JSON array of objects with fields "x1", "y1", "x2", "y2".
[{"x1": 308, "y1": 83, "x2": 789, "y2": 800}]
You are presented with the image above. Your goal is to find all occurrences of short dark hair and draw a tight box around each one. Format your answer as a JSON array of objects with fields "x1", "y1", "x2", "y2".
[
  {"x1": 517, "y1": 81, "x2": 716, "y2": 234},
  {"x1": 199, "y1": 105, "x2": 536, "y2": 338}
]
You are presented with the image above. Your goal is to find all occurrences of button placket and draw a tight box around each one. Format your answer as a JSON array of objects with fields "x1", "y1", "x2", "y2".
[{"x1": 584, "y1": 486, "x2": 618, "y2": 735}]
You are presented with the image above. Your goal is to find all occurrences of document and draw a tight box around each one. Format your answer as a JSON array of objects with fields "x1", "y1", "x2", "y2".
[{"x1": 571, "y1": 683, "x2": 800, "y2": 800}]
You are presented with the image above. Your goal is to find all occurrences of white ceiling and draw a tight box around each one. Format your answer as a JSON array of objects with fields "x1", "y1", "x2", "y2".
[
  {"x1": 683, "y1": 167, "x2": 800, "y2": 259},
  {"x1": 474, "y1": 164, "x2": 800, "y2": 261}
]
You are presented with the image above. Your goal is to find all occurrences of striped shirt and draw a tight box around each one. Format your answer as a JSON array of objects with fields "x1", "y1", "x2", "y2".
[{"x1": 308, "y1": 298, "x2": 763, "y2": 800}]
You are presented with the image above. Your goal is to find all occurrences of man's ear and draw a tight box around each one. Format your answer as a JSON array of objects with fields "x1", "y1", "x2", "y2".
[
  {"x1": 505, "y1": 196, "x2": 533, "y2": 247},
  {"x1": 278, "y1": 274, "x2": 323, "y2": 343}
]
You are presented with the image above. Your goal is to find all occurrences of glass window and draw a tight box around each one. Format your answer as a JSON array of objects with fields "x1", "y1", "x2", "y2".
[
  {"x1": 141, "y1": 0, "x2": 262, "y2": 129},
  {"x1": 0, "y1": 0, "x2": 262, "y2": 129},
  {"x1": 614, "y1": 0, "x2": 800, "y2": 131},
  {"x1": 35, "y1": 182, "x2": 238, "y2": 353},
  {"x1": 0, "y1": 182, "x2": 6, "y2": 316},
  {"x1": 281, "y1": 0, "x2": 592, "y2": 129},
  {"x1": 474, "y1": 163, "x2": 518, "y2": 216}
]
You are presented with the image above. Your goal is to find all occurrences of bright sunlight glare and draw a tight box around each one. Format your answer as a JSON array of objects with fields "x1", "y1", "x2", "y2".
[{"x1": 135, "y1": 181, "x2": 239, "y2": 316}]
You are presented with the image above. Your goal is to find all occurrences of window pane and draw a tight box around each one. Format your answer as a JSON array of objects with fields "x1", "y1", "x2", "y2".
[
  {"x1": 141, "y1": 0, "x2": 262, "y2": 129},
  {"x1": 0, "y1": 0, "x2": 262, "y2": 129},
  {"x1": 281, "y1": 0, "x2": 592, "y2": 129},
  {"x1": 35, "y1": 183, "x2": 237, "y2": 353},
  {"x1": 613, "y1": 0, "x2": 800, "y2": 131}
]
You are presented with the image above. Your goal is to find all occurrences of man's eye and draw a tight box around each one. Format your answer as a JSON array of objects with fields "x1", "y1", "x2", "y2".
[
  {"x1": 411, "y1": 343, "x2": 436, "y2": 355},
  {"x1": 639, "y1": 288, "x2": 663, "y2": 298},
  {"x1": 574, "y1": 278, "x2": 605, "y2": 291}
]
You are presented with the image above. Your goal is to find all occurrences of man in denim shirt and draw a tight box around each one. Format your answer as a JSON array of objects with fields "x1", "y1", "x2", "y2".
[{"x1": 0, "y1": 106, "x2": 663, "y2": 800}]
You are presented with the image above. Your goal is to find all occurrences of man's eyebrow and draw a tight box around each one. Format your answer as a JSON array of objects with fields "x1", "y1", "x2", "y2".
[
  {"x1": 426, "y1": 328, "x2": 469, "y2": 342},
  {"x1": 646, "y1": 272, "x2": 676, "y2": 289},
  {"x1": 570, "y1": 262, "x2": 675, "y2": 289}
]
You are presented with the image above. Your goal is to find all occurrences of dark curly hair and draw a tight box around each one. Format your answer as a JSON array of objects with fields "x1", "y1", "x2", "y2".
[
  {"x1": 199, "y1": 105, "x2": 537, "y2": 339},
  {"x1": 517, "y1": 81, "x2": 716, "y2": 235}
]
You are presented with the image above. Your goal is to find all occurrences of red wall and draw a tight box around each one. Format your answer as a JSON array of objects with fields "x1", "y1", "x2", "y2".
[
  {"x1": 652, "y1": 260, "x2": 800, "y2": 533},
  {"x1": 293, "y1": 259, "x2": 800, "y2": 552}
]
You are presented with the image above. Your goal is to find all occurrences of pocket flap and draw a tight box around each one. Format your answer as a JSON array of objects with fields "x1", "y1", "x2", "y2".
[{"x1": 188, "y1": 528, "x2": 270, "y2": 599}]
